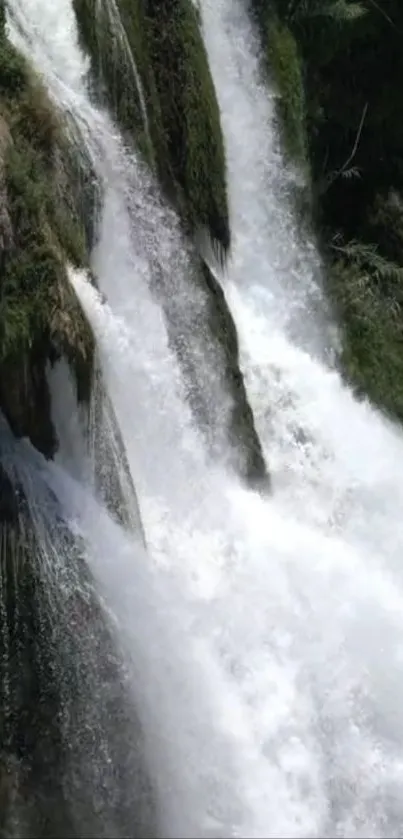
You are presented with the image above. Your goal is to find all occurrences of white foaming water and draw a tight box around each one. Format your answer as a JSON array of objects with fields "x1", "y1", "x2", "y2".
[
  {"x1": 200, "y1": 0, "x2": 403, "y2": 560},
  {"x1": 7, "y1": 0, "x2": 403, "y2": 837},
  {"x1": 199, "y1": 0, "x2": 337, "y2": 358}
]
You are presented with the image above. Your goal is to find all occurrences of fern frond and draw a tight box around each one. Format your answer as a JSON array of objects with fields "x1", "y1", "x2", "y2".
[
  {"x1": 340, "y1": 166, "x2": 361, "y2": 179},
  {"x1": 325, "y1": 0, "x2": 367, "y2": 21},
  {"x1": 331, "y1": 238, "x2": 403, "y2": 284},
  {"x1": 291, "y1": 0, "x2": 367, "y2": 22}
]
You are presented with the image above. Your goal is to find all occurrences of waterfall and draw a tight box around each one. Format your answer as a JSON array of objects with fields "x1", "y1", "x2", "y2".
[
  {"x1": 199, "y1": 0, "x2": 337, "y2": 354},
  {"x1": 199, "y1": 0, "x2": 403, "y2": 550},
  {"x1": 4, "y1": 0, "x2": 403, "y2": 838}
]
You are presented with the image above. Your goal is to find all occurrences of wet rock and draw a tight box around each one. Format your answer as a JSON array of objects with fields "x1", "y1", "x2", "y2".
[
  {"x1": 89, "y1": 364, "x2": 146, "y2": 539},
  {"x1": 0, "y1": 470, "x2": 156, "y2": 838},
  {"x1": 152, "y1": 252, "x2": 270, "y2": 488}
]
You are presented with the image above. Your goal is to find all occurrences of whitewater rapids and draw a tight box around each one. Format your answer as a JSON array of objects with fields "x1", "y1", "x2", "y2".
[{"x1": 6, "y1": 0, "x2": 403, "y2": 837}]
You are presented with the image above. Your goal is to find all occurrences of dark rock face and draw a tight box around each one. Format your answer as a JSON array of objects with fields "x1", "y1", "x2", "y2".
[
  {"x1": 149, "y1": 250, "x2": 270, "y2": 488},
  {"x1": 89, "y1": 365, "x2": 146, "y2": 537},
  {"x1": 0, "y1": 465, "x2": 22, "y2": 522},
  {"x1": 0, "y1": 351, "x2": 58, "y2": 460},
  {"x1": 0, "y1": 465, "x2": 156, "y2": 839},
  {"x1": 198, "y1": 260, "x2": 269, "y2": 487}
]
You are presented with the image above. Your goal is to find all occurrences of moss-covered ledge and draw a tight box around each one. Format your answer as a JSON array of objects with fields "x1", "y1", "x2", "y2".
[
  {"x1": 250, "y1": 1, "x2": 307, "y2": 166},
  {"x1": 72, "y1": 0, "x2": 154, "y2": 163},
  {"x1": 142, "y1": 0, "x2": 230, "y2": 258},
  {"x1": 0, "y1": 26, "x2": 96, "y2": 456},
  {"x1": 73, "y1": 0, "x2": 230, "y2": 260}
]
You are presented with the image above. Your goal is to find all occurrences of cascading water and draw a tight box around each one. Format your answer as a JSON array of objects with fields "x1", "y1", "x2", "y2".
[
  {"x1": 199, "y1": 0, "x2": 403, "y2": 555},
  {"x1": 6, "y1": 0, "x2": 403, "y2": 837}
]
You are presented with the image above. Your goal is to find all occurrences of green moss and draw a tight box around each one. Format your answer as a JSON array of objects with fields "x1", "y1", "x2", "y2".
[
  {"x1": 0, "y1": 38, "x2": 96, "y2": 452},
  {"x1": 249, "y1": 3, "x2": 307, "y2": 165},
  {"x1": 326, "y1": 243, "x2": 403, "y2": 420},
  {"x1": 72, "y1": 0, "x2": 153, "y2": 162},
  {"x1": 143, "y1": 0, "x2": 230, "y2": 258},
  {"x1": 2, "y1": 133, "x2": 92, "y2": 358},
  {"x1": 73, "y1": 0, "x2": 230, "y2": 258},
  {"x1": 266, "y1": 16, "x2": 307, "y2": 164}
]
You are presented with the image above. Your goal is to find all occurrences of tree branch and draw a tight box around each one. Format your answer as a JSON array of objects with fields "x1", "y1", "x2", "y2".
[{"x1": 319, "y1": 101, "x2": 368, "y2": 195}]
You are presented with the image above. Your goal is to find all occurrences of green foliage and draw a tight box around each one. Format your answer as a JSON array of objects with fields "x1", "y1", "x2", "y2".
[
  {"x1": 331, "y1": 237, "x2": 403, "y2": 286},
  {"x1": 73, "y1": 0, "x2": 230, "y2": 258},
  {"x1": 10, "y1": 82, "x2": 62, "y2": 154},
  {"x1": 287, "y1": 0, "x2": 366, "y2": 21},
  {"x1": 328, "y1": 248, "x2": 403, "y2": 420},
  {"x1": 1, "y1": 136, "x2": 94, "y2": 363}
]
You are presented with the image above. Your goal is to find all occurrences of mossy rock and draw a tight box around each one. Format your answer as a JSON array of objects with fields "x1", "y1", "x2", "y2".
[
  {"x1": 72, "y1": 0, "x2": 153, "y2": 162},
  {"x1": 73, "y1": 0, "x2": 230, "y2": 259},
  {"x1": 142, "y1": 0, "x2": 230, "y2": 258},
  {"x1": 326, "y1": 246, "x2": 403, "y2": 422},
  {"x1": 266, "y1": 14, "x2": 307, "y2": 165},
  {"x1": 0, "y1": 35, "x2": 97, "y2": 455}
]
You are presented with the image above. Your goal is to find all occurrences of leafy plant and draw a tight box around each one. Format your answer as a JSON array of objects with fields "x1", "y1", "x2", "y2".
[
  {"x1": 287, "y1": 0, "x2": 367, "y2": 22},
  {"x1": 330, "y1": 237, "x2": 403, "y2": 286}
]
